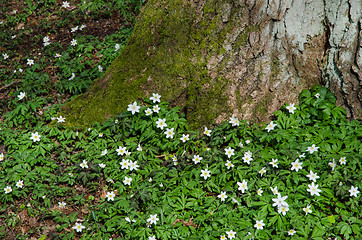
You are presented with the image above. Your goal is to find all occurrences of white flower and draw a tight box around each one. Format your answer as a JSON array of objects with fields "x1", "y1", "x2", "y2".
[
  {"x1": 148, "y1": 236, "x2": 157, "y2": 240},
  {"x1": 101, "y1": 149, "x2": 108, "y2": 156},
  {"x1": 239, "y1": 142, "x2": 244, "y2": 148},
  {"x1": 218, "y1": 191, "x2": 228, "y2": 201},
  {"x1": 192, "y1": 155, "x2": 202, "y2": 164},
  {"x1": 270, "y1": 186, "x2": 279, "y2": 195},
  {"x1": 79, "y1": 24, "x2": 86, "y2": 30},
  {"x1": 306, "y1": 170, "x2": 319, "y2": 182},
  {"x1": 204, "y1": 127, "x2": 211, "y2": 136},
  {"x1": 269, "y1": 158, "x2": 278, "y2": 168},
  {"x1": 0, "y1": 153, "x2": 4, "y2": 161},
  {"x1": 306, "y1": 144, "x2": 319, "y2": 154},
  {"x1": 288, "y1": 229, "x2": 296, "y2": 236},
  {"x1": 180, "y1": 134, "x2": 189, "y2": 142},
  {"x1": 200, "y1": 169, "x2": 211, "y2": 180},
  {"x1": 150, "y1": 93, "x2": 161, "y2": 103},
  {"x1": 18, "y1": 92, "x2": 26, "y2": 100},
  {"x1": 245, "y1": 140, "x2": 251, "y2": 144},
  {"x1": 119, "y1": 159, "x2": 129, "y2": 169},
  {"x1": 254, "y1": 220, "x2": 265, "y2": 230},
  {"x1": 72, "y1": 222, "x2": 85, "y2": 232},
  {"x1": 348, "y1": 186, "x2": 359, "y2": 198},
  {"x1": 339, "y1": 157, "x2": 347, "y2": 165},
  {"x1": 152, "y1": 105, "x2": 160, "y2": 113},
  {"x1": 106, "y1": 191, "x2": 115, "y2": 201},
  {"x1": 58, "y1": 202, "x2": 67, "y2": 208},
  {"x1": 224, "y1": 147, "x2": 235, "y2": 158},
  {"x1": 137, "y1": 144, "x2": 142, "y2": 151},
  {"x1": 123, "y1": 176, "x2": 132, "y2": 185},
  {"x1": 225, "y1": 160, "x2": 234, "y2": 169},
  {"x1": 16, "y1": 180, "x2": 24, "y2": 188},
  {"x1": 286, "y1": 103, "x2": 296, "y2": 114},
  {"x1": 272, "y1": 193, "x2": 288, "y2": 209},
  {"x1": 303, "y1": 205, "x2": 312, "y2": 215},
  {"x1": 129, "y1": 161, "x2": 139, "y2": 171},
  {"x1": 155, "y1": 118, "x2": 167, "y2": 129},
  {"x1": 225, "y1": 230, "x2": 236, "y2": 239},
  {"x1": 116, "y1": 146, "x2": 127, "y2": 156},
  {"x1": 314, "y1": 93, "x2": 320, "y2": 98},
  {"x1": 71, "y1": 26, "x2": 78, "y2": 32},
  {"x1": 220, "y1": 235, "x2": 227, "y2": 240},
  {"x1": 278, "y1": 205, "x2": 289, "y2": 216},
  {"x1": 147, "y1": 214, "x2": 159, "y2": 225},
  {"x1": 127, "y1": 101, "x2": 140, "y2": 115},
  {"x1": 69, "y1": 72, "x2": 75, "y2": 80},
  {"x1": 62, "y1": 1, "x2": 70, "y2": 8},
  {"x1": 115, "y1": 43, "x2": 120, "y2": 51},
  {"x1": 30, "y1": 132, "x2": 41, "y2": 142},
  {"x1": 145, "y1": 108, "x2": 153, "y2": 116},
  {"x1": 259, "y1": 167, "x2": 266, "y2": 176},
  {"x1": 98, "y1": 65, "x2": 103, "y2": 72},
  {"x1": 244, "y1": 150, "x2": 252, "y2": 157},
  {"x1": 237, "y1": 180, "x2": 248, "y2": 193},
  {"x1": 70, "y1": 39, "x2": 77, "y2": 46},
  {"x1": 27, "y1": 59, "x2": 34, "y2": 66},
  {"x1": 328, "y1": 159, "x2": 336, "y2": 171},
  {"x1": 80, "y1": 160, "x2": 88, "y2": 169},
  {"x1": 299, "y1": 153, "x2": 305, "y2": 158},
  {"x1": 57, "y1": 116, "x2": 66, "y2": 123},
  {"x1": 265, "y1": 121, "x2": 277, "y2": 132},
  {"x1": 164, "y1": 128, "x2": 175, "y2": 139},
  {"x1": 4, "y1": 186, "x2": 12, "y2": 194},
  {"x1": 242, "y1": 154, "x2": 252, "y2": 164},
  {"x1": 55, "y1": 53, "x2": 62, "y2": 58},
  {"x1": 98, "y1": 163, "x2": 106, "y2": 168},
  {"x1": 307, "y1": 182, "x2": 322, "y2": 196},
  {"x1": 291, "y1": 159, "x2": 303, "y2": 172},
  {"x1": 3, "y1": 53, "x2": 9, "y2": 59},
  {"x1": 229, "y1": 116, "x2": 239, "y2": 127},
  {"x1": 257, "y1": 188, "x2": 263, "y2": 196}
]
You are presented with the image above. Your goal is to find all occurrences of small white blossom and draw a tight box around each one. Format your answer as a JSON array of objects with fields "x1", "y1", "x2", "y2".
[
  {"x1": 254, "y1": 220, "x2": 265, "y2": 230},
  {"x1": 127, "y1": 101, "x2": 141, "y2": 115},
  {"x1": 150, "y1": 93, "x2": 161, "y2": 103},
  {"x1": 106, "y1": 191, "x2": 115, "y2": 201},
  {"x1": 348, "y1": 186, "x2": 359, "y2": 198},
  {"x1": 286, "y1": 103, "x2": 296, "y2": 114},
  {"x1": 18, "y1": 92, "x2": 26, "y2": 100}
]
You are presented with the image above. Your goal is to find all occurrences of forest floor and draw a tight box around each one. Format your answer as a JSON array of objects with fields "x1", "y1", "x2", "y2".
[{"x1": 0, "y1": 1, "x2": 361, "y2": 240}]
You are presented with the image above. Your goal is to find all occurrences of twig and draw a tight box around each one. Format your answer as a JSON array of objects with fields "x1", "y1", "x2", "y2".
[
  {"x1": 0, "y1": 80, "x2": 22, "y2": 92},
  {"x1": 172, "y1": 218, "x2": 198, "y2": 229}
]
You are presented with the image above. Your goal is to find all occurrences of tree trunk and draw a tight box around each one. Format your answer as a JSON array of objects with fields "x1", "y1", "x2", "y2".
[{"x1": 63, "y1": 0, "x2": 361, "y2": 129}]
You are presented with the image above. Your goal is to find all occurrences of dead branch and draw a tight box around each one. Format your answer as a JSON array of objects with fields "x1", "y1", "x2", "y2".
[
  {"x1": 172, "y1": 218, "x2": 198, "y2": 229},
  {"x1": 0, "y1": 80, "x2": 22, "y2": 92}
]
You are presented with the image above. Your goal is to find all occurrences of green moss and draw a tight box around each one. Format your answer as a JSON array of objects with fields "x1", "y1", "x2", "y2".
[
  {"x1": 271, "y1": 53, "x2": 281, "y2": 81},
  {"x1": 252, "y1": 93, "x2": 273, "y2": 121}
]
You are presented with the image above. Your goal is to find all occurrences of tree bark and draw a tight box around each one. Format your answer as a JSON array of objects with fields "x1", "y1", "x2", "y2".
[{"x1": 63, "y1": 0, "x2": 361, "y2": 128}]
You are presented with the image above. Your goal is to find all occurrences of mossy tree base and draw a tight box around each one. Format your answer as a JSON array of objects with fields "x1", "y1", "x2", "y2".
[{"x1": 63, "y1": 0, "x2": 361, "y2": 129}]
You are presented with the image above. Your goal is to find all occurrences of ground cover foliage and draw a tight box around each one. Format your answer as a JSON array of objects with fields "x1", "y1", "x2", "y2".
[{"x1": 0, "y1": 1, "x2": 361, "y2": 240}]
